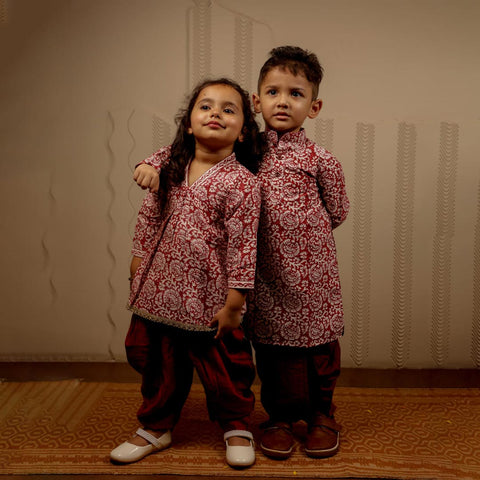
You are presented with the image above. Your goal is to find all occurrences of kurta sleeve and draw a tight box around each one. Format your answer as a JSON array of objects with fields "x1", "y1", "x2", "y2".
[
  {"x1": 316, "y1": 149, "x2": 350, "y2": 229},
  {"x1": 224, "y1": 174, "x2": 261, "y2": 290}
]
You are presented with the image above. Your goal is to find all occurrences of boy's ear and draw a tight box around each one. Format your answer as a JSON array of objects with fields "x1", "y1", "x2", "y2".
[
  {"x1": 252, "y1": 93, "x2": 262, "y2": 114},
  {"x1": 308, "y1": 99, "x2": 323, "y2": 119}
]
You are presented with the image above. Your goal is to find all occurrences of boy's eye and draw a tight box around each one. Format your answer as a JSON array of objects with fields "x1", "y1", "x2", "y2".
[
  {"x1": 291, "y1": 91, "x2": 303, "y2": 97},
  {"x1": 267, "y1": 89, "x2": 277, "y2": 96}
]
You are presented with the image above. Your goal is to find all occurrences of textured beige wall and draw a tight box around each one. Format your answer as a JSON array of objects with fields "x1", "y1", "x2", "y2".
[{"x1": 0, "y1": 0, "x2": 479, "y2": 368}]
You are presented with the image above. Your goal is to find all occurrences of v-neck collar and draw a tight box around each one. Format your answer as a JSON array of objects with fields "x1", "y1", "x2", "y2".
[{"x1": 184, "y1": 152, "x2": 236, "y2": 187}]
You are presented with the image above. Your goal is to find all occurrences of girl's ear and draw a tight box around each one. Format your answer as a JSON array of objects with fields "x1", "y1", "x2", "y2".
[{"x1": 187, "y1": 127, "x2": 193, "y2": 134}]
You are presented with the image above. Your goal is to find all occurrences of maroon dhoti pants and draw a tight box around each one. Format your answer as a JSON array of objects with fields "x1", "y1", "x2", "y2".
[
  {"x1": 125, "y1": 315, "x2": 255, "y2": 433},
  {"x1": 253, "y1": 340, "x2": 341, "y2": 424}
]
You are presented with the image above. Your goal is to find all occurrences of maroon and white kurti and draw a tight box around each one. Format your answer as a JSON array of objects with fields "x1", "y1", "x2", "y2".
[
  {"x1": 128, "y1": 146, "x2": 261, "y2": 333},
  {"x1": 245, "y1": 129, "x2": 349, "y2": 348}
]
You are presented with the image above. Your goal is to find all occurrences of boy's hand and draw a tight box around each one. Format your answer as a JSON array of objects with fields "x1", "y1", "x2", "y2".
[{"x1": 134, "y1": 164, "x2": 159, "y2": 193}]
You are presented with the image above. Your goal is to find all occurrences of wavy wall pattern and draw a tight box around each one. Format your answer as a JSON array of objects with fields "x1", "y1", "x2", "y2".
[
  {"x1": 0, "y1": 0, "x2": 7, "y2": 24},
  {"x1": 431, "y1": 122, "x2": 459, "y2": 367},
  {"x1": 189, "y1": 0, "x2": 212, "y2": 87},
  {"x1": 233, "y1": 15, "x2": 253, "y2": 91},
  {"x1": 314, "y1": 118, "x2": 334, "y2": 152},
  {"x1": 391, "y1": 123, "x2": 416, "y2": 368},
  {"x1": 105, "y1": 111, "x2": 118, "y2": 360},
  {"x1": 350, "y1": 123, "x2": 375, "y2": 366},
  {"x1": 472, "y1": 179, "x2": 480, "y2": 367},
  {"x1": 41, "y1": 170, "x2": 58, "y2": 308},
  {"x1": 152, "y1": 114, "x2": 173, "y2": 152}
]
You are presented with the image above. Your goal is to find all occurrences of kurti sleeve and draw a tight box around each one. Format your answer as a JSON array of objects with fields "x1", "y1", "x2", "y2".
[
  {"x1": 138, "y1": 145, "x2": 171, "y2": 171},
  {"x1": 224, "y1": 174, "x2": 261, "y2": 290},
  {"x1": 316, "y1": 149, "x2": 350, "y2": 229},
  {"x1": 131, "y1": 192, "x2": 162, "y2": 257},
  {"x1": 131, "y1": 146, "x2": 172, "y2": 257}
]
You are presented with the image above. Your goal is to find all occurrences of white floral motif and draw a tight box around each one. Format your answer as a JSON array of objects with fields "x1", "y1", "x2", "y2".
[
  {"x1": 279, "y1": 238, "x2": 300, "y2": 258},
  {"x1": 245, "y1": 130, "x2": 349, "y2": 348},
  {"x1": 279, "y1": 211, "x2": 300, "y2": 230},
  {"x1": 129, "y1": 150, "x2": 260, "y2": 331}
]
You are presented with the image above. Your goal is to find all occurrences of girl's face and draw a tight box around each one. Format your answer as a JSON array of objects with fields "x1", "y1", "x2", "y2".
[{"x1": 188, "y1": 84, "x2": 245, "y2": 154}]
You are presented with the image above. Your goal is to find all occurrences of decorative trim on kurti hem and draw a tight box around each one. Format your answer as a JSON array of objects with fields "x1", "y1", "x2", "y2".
[{"x1": 127, "y1": 305, "x2": 218, "y2": 334}]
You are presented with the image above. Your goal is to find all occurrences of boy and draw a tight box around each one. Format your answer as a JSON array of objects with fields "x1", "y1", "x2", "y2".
[{"x1": 245, "y1": 46, "x2": 349, "y2": 460}]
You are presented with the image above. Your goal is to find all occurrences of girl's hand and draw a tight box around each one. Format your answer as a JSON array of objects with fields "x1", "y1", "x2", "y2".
[
  {"x1": 133, "y1": 164, "x2": 160, "y2": 192},
  {"x1": 210, "y1": 306, "x2": 242, "y2": 339},
  {"x1": 209, "y1": 288, "x2": 247, "y2": 339}
]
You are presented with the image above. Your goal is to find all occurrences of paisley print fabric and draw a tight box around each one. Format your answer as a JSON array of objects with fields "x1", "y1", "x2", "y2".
[
  {"x1": 245, "y1": 129, "x2": 349, "y2": 347},
  {"x1": 128, "y1": 147, "x2": 261, "y2": 332}
]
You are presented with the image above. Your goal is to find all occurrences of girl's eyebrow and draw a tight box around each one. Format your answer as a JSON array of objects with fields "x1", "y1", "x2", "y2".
[{"x1": 198, "y1": 98, "x2": 240, "y2": 110}]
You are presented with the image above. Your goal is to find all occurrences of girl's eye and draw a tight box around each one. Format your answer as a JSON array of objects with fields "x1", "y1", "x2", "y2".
[
  {"x1": 224, "y1": 108, "x2": 234, "y2": 114},
  {"x1": 200, "y1": 105, "x2": 210, "y2": 110}
]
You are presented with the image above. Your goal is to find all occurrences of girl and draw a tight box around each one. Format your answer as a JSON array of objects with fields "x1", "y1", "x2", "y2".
[{"x1": 110, "y1": 79, "x2": 263, "y2": 468}]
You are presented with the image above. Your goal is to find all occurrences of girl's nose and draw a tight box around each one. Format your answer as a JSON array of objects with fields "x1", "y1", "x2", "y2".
[{"x1": 210, "y1": 107, "x2": 221, "y2": 117}]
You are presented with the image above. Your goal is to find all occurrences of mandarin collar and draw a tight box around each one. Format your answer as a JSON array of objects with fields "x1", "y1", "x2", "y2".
[{"x1": 265, "y1": 128, "x2": 307, "y2": 149}]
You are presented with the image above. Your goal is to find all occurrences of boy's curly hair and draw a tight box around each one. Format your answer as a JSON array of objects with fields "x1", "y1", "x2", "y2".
[{"x1": 257, "y1": 46, "x2": 324, "y2": 99}]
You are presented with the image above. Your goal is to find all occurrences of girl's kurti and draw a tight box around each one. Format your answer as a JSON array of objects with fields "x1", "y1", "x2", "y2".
[
  {"x1": 245, "y1": 129, "x2": 350, "y2": 348},
  {"x1": 128, "y1": 146, "x2": 261, "y2": 333}
]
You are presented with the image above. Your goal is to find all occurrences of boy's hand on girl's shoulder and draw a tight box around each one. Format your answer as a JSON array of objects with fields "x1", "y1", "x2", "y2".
[{"x1": 133, "y1": 164, "x2": 160, "y2": 193}]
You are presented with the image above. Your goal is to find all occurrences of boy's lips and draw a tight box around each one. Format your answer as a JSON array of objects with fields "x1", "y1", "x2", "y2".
[{"x1": 274, "y1": 112, "x2": 290, "y2": 119}]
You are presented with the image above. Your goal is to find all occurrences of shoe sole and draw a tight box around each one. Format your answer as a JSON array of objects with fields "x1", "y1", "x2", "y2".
[
  {"x1": 260, "y1": 443, "x2": 293, "y2": 459},
  {"x1": 305, "y1": 436, "x2": 339, "y2": 458}
]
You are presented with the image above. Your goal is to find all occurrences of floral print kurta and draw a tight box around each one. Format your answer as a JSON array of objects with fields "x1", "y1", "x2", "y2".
[
  {"x1": 128, "y1": 146, "x2": 261, "y2": 332},
  {"x1": 244, "y1": 129, "x2": 350, "y2": 347}
]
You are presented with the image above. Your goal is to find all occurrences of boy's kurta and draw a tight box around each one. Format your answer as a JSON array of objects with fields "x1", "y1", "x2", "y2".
[
  {"x1": 245, "y1": 129, "x2": 350, "y2": 348},
  {"x1": 129, "y1": 146, "x2": 261, "y2": 333}
]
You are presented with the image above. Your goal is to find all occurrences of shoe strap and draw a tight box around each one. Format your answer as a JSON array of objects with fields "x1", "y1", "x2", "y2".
[
  {"x1": 263, "y1": 422, "x2": 292, "y2": 434},
  {"x1": 223, "y1": 429, "x2": 254, "y2": 442},
  {"x1": 136, "y1": 428, "x2": 166, "y2": 448}
]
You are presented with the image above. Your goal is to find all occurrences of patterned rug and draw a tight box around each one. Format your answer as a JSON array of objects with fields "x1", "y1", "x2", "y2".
[{"x1": 1, "y1": 380, "x2": 479, "y2": 479}]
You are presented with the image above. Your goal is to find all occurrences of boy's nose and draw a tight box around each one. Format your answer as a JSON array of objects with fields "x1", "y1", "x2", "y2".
[{"x1": 277, "y1": 94, "x2": 288, "y2": 107}]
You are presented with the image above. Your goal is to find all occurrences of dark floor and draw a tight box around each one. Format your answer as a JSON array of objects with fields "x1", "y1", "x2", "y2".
[
  {"x1": 1, "y1": 361, "x2": 480, "y2": 387},
  {"x1": 1, "y1": 362, "x2": 479, "y2": 480}
]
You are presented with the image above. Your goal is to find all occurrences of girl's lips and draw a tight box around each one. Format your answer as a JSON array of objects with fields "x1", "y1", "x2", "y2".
[{"x1": 206, "y1": 121, "x2": 224, "y2": 128}]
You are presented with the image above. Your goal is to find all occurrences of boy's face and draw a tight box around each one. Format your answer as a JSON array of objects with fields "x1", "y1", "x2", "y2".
[{"x1": 253, "y1": 66, "x2": 322, "y2": 134}]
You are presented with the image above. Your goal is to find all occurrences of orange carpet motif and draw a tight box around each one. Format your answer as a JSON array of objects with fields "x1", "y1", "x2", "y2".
[{"x1": 0, "y1": 380, "x2": 479, "y2": 479}]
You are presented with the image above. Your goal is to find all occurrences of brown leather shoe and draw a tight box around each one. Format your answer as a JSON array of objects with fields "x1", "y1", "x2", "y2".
[
  {"x1": 260, "y1": 422, "x2": 294, "y2": 459},
  {"x1": 305, "y1": 415, "x2": 341, "y2": 458}
]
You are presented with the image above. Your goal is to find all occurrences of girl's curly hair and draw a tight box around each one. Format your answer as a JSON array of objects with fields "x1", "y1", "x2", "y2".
[{"x1": 157, "y1": 78, "x2": 264, "y2": 213}]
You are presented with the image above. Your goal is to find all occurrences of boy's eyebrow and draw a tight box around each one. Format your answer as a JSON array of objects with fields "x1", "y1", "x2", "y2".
[{"x1": 262, "y1": 83, "x2": 307, "y2": 92}]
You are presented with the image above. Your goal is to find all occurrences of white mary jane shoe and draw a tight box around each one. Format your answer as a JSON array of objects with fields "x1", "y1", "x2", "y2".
[
  {"x1": 110, "y1": 428, "x2": 171, "y2": 463},
  {"x1": 224, "y1": 429, "x2": 255, "y2": 468}
]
